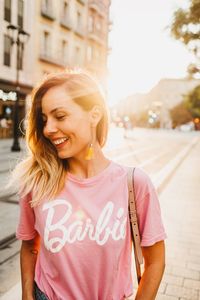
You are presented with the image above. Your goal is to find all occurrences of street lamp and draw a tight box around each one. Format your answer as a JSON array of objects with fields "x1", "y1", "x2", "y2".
[{"x1": 7, "y1": 24, "x2": 30, "y2": 151}]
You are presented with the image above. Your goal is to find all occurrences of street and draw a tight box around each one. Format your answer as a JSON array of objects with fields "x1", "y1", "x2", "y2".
[{"x1": 0, "y1": 127, "x2": 200, "y2": 300}]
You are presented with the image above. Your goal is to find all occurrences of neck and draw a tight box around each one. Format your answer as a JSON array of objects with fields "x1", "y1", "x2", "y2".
[{"x1": 67, "y1": 143, "x2": 110, "y2": 179}]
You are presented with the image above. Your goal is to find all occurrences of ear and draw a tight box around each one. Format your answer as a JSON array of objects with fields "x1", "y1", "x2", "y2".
[{"x1": 90, "y1": 105, "x2": 103, "y2": 127}]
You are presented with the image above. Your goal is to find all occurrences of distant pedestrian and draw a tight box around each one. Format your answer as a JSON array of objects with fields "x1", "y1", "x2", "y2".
[
  {"x1": 0, "y1": 117, "x2": 9, "y2": 138},
  {"x1": 10, "y1": 70, "x2": 166, "y2": 300}
]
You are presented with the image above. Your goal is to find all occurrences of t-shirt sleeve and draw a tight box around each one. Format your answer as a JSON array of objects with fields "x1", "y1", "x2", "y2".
[
  {"x1": 16, "y1": 193, "x2": 37, "y2": 240},
  {"x1": 134, "y1": 168, "x2": 167, "y2": 247}
]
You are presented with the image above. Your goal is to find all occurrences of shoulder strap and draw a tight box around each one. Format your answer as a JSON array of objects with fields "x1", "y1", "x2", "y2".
[{"x1": 127, "y1": 167, "x2": 143, "y2": 283}]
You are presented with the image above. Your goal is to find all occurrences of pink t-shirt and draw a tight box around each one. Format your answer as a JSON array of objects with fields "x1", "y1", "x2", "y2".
[{"x1": 16, "y1": 161, "x2": 167, "y2": 300}]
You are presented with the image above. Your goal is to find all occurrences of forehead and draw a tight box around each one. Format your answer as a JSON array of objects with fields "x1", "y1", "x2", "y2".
[{"x1": 41, "y1": 85, "x2": 79, "y2": 113}]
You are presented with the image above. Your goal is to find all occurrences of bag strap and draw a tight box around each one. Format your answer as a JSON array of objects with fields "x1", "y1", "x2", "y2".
[{"x1": 127, "y1": 167, "x2": 143, "y2": 283}]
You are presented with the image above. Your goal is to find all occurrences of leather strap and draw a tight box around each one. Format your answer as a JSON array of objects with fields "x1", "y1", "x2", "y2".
[{"x1": 127, "y1": 167, "x2": 143, "y2": 283}]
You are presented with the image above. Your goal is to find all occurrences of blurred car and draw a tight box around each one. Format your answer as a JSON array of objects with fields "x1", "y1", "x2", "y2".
[{"x1": 177, "y1": 122, "x2": 194, "y2": 132}]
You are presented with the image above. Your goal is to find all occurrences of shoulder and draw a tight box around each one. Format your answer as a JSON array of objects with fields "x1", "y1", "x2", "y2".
[
  {"x1": 134, "y1": 167, "x2": 155, "y2": 193},
  {"x1": 109, "y1": 162, "x2": 156, "y2": 198},
  {"x1": 129, "y1": 167, "x2": 157, "y2": 205},
  {"x1": 19, "y1": 192, "x2": 33, "y2": 209}
]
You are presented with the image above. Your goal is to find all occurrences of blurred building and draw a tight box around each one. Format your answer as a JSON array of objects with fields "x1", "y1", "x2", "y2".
[
  {"x1": 147, "y1": 78, "x2": 200, "y2": 110},
  {"x1": 86, "y1": 0, "x2": 111, "y2": 86},
  {"x1": 0, "y1": 0, "x2": 34, "y2": 138},
  {"x1": 34, "y1": 0, "x2": 88, "y2": 82},
  {"x1": 0, "y1": 0, "x2": 111, "y2": 138},
  {"x1": 34, "y1": 0, "x2": 111, "y2": 86},
  {"x1": 113, "y1": 78, "x2": 200, "y2": 128}
]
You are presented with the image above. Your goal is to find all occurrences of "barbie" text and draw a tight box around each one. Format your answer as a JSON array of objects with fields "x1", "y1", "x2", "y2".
[{"x1": 42, "y1": 199, "x2": 127, "y2": 253}]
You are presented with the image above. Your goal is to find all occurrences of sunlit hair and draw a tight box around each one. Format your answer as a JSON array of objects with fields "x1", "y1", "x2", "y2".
[{"x1": 9, "y1": 69, "x2": 109, "y2": 207}]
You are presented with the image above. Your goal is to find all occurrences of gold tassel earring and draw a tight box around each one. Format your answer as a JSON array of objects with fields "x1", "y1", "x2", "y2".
[{"x1": 85, "y1": 143, "x2": 94, "y2": 160}]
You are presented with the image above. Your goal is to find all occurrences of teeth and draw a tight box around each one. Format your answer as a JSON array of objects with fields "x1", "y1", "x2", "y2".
[{"x1": 54, "y1": 138, "x2": 68, "y2": 145}]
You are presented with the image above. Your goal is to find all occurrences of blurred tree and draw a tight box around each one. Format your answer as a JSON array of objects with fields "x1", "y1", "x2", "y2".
[
  {"x1": 170, "y1": 102, "x2": 193, "y2": 128},
  {"x1": 170, "y1": 0, "x2": 200, "y2": 77},
  {"x1": 184, "y1": 84, "x2": 200, "y2": 118},
  {"x1": 135, "y1": 110, "x2": 149, "y2": 128}
]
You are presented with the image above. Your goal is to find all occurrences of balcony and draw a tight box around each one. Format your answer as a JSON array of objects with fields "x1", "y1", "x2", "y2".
[
  {"x1": 75, "y1": 26, "x2": 85, "y2": 38},
  {"x1": 88, "y1": 0, "x2": 107, "y2": 17},
  {"x1": 41, "y1": 5, "x2": 55, "y2": 21},
  {"x1": 76, "y1": 0, "x2": 86, "y2": 4},
  {"x1": 60, "y1": 17, "x2": 73, "y2": 30},
  {"x1": 39, "y1": 53, "x2": 66, "y2": 67},
  {"x1": 88, "y1": 30, "x2": 106, "y2": 46}
]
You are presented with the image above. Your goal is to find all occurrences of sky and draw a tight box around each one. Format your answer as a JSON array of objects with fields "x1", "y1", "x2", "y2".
[{"x1": 107, "y1": 0, "x2": 193, "y2": 106}]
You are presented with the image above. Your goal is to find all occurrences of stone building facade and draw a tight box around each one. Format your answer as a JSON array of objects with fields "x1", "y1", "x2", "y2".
[{"x1": 0, "y1": 0, "x2": 111, "y2": 138}]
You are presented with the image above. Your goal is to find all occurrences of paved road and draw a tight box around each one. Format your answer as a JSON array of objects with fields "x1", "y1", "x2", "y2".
[{"x1": 0, "y1": 128, "x2": 200, "y2": 299}]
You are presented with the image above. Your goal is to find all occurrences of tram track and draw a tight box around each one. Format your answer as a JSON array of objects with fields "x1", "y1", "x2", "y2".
[
  {"x1": 0, "y1": 233, "x2": 16, "y2": 251},
  {"x1": 0, "y1": 234, "x2": 19, "y2": 266}
]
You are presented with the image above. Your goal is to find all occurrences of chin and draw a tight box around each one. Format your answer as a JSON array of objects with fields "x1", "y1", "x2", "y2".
[{"x1": 57, "y1": 152, "x2": 71, "y2": 159}]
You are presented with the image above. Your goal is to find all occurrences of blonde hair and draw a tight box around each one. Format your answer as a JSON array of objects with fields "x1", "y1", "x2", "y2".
[{"x1": 9, "y1": 70, "x2": 109, "y2": 207}]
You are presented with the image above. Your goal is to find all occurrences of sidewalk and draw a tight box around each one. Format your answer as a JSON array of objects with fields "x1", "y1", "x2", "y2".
[
  {"x1": 0, "y1": 135, "x2": 200, "y2": 299},
  {"x1": 156, "y1": 138, "x2": 200, "y2": 299},
  {"x1": 0, "y1": 138, "x2": 26, "y2": 248},
  {"x1": 0, "y1": 138, "x2": 26, "y2": 198}
]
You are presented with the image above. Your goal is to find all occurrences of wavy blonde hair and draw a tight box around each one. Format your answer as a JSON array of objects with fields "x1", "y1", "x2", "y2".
[{"x1": 9, "y1": 70, "x2": 109, "y2": 207}]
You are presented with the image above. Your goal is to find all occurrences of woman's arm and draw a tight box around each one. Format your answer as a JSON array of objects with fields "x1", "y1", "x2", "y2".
[
  {"x1": 135, "y1": 240, "x2": 165, "y2": 300},
  {"x1": 20, "y1": 233, "x2": 40, "y2": 300}
]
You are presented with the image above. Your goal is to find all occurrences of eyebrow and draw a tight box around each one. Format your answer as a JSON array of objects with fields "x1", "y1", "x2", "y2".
[{"x1": 42, "y1": 107, "x2": 67, "y2": 116}]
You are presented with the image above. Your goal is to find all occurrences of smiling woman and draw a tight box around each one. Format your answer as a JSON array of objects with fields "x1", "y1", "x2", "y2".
[
  {"x1": 9, "y1": 69, "x2": 166, "y2": 300},
  {"x1": 12, "y1": 70, "x2": 109, "y2": 206}
]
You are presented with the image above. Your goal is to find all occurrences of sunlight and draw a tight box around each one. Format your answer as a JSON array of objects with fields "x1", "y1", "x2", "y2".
[{"x1": 107, "y1": 0, "x2": 192, "y2": 107}]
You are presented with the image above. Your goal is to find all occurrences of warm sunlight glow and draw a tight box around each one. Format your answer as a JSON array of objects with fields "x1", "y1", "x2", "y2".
[{"x1": 107, "y1": 0, "x2": 193, "y2": 106}]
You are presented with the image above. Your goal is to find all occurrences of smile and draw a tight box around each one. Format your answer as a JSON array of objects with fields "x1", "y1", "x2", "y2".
[{"x1": 53, "y1": 137, "x2": 68, "y2": 145}]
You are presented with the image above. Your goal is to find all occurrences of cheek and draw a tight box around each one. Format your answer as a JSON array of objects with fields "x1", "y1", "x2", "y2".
[
  {"x1": 71, "y1": 117, "x2": 90, "y2": 133},
  {"x1": 77, "y1": 121, "x2": 91, "y2": 136}
]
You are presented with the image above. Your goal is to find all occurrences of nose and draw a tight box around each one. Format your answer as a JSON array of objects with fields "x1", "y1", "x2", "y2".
[{"x1": 43, "y1": 118, "x2": 58, "y2": 137}]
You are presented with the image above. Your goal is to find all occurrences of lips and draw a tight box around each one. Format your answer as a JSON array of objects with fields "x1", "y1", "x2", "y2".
[
  {"x1": 50, "y1": 137, "x2": 70, "y2": 150},
  {"x1": 52, "y1": 137, "x2": 68, "y2": 145}
]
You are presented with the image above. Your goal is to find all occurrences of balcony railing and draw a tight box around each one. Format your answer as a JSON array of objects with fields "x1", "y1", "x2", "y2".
[
  {"x1": 60, "y1": 17, "x2": 73, "y2": 30},
  {"x1": 77, "y1": 0, "x2": 86, "y2": 4},
  {"x1": 88, "y1": 0, "x2": 107, "y2": 16},
  {"x1": 39, "y1": 53, "x2": 66, "y2": 67},
  {"x1": 88, "y1": 30, "x2": 106, "y2": 45},
  {"x1": 75, "y1": 26, "x2": 85, "y2": 38},
  {"x1": 41, "y1": 5, "x2": 55, "y2": 21}
]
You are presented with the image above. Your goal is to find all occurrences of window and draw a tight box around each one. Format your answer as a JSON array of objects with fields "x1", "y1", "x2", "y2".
[
  {"x1": 41, "y1": 0, "x2": 54, "y2": 20},
  {"x1": 4, "y1": 35, "x2": 11, "y2": 67},
  {"x1": 4, "y1": 0, "x2": 11, "y2": 22},
  {"x1": 60, "y1": 1, "x2": 71, "y2": 29},
  {"x1": 18, "y1": 0, "x2": 24, "y2": 28},
  {"x1": 87, "y1": 46, "x2": 93, "y2": 61},
  {"x1": 43, "y1": 31, "x2": 50, "y2": 56},
  {"x1": 75, "y1": 46, "x2": 81, "y2": 64},
  {"x1": 77, "y1": 11, "x2": 82, "y2": 30},
  {"x1": 43, "y1": 0, "x2": 51, "y2": 12},
  {"x1": 61, "y1": 40, "x2": 68, "y2": 64},
  {"x1": 63, "y1": 1, "x2": 69, "y2": 20},
  {"x1": 96, "y1": 17, "x2": 101, "y2": 31},
  {"x1": 88, "y1": 16, "x2": 94, "y2": 32},
  {"x1": 95, "y1": 48, "x2": 100, "y2": 61}
]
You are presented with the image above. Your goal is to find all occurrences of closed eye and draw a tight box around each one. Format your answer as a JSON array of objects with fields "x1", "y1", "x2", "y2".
[{"x1": 56, "y1": 115, "x2": 66, "y2": 120}]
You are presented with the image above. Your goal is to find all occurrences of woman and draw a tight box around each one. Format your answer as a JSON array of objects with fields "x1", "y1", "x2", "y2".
[{"x1": 12, "y1": 70, "x2": 166, "y2": 300}]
